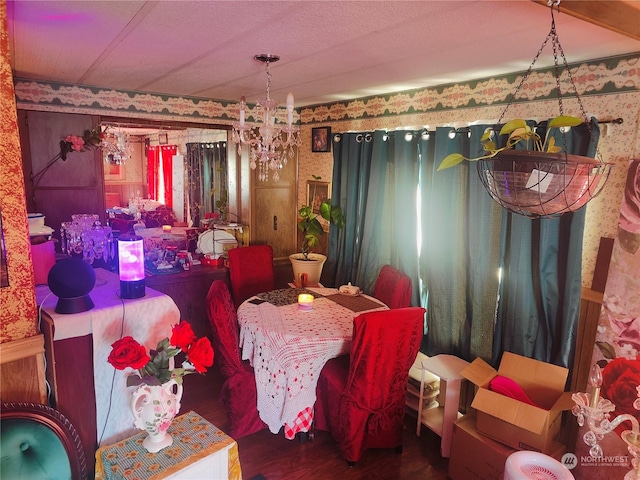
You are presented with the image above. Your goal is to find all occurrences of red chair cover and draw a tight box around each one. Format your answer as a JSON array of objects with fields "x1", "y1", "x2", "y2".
[
  {"x1": 228, "y1": 245, "x2": 275, "y2": 308},
  {"x1": 206, "y1": 280, "x2": 267, "y2": 438},
  {"x1": 372, "y1": 265, "x2": 412, "y2": 308},
  {"x1": 315, "y1": 307, "x2": 426, "y2": 463}
]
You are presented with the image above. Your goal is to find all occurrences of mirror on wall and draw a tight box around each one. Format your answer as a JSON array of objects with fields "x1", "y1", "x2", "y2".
[{"x1": 100, "y1": 118, "x2": 231, "y2": 228}]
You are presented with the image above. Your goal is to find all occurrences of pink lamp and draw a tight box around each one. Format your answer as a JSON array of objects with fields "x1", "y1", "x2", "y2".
[{"x1": 117, "y1": 235, "x2": 145, "y2": 298}]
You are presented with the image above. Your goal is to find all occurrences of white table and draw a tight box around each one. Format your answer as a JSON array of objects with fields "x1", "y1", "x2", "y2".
[
  {"x1": 37, "y1": 268, "x2": 180, "y2": 447},
  {"x1": 237, "y1": 287, "x2": 388, "y2": 439}
]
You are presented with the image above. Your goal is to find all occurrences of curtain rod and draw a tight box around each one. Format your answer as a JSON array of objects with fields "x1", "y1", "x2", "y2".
[{"x1": 437, "y1": 117, "x2": 624, "y2": 134}]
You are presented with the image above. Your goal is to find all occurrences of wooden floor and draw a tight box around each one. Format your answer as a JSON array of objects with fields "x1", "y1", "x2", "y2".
[{"x1": 180, "y1": 364, "x2": 450, "y2": 480}]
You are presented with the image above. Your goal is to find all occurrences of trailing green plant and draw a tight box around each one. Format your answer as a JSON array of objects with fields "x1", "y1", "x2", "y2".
[
  {"x1": 437, "y1": 115, "x2": 584, "y2": 171},
  {"x1": 297, "y1": 175, "x2": 345, "y2": 260}
]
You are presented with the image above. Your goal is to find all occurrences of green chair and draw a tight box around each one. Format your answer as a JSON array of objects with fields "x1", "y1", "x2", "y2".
[{"x1": 1, "y1": 402, "x2": 87, "y2": 480}]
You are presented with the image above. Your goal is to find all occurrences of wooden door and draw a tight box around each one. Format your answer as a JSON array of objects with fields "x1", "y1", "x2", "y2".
[
  {"x1": 19, "y1": 110, "x2": 104, "y2": 247},
  {"x1": 250, "y1": 152, "x2": 298, "y2": 261}
]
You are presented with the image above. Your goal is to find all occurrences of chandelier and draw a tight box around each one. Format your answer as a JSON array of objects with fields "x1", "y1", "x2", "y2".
[
  {"x1": 102, "y1": 128, "x2": 132, "y2": 165},
  {"x1": 232, "y1": 54, "x2": 301, "y2": 182}
]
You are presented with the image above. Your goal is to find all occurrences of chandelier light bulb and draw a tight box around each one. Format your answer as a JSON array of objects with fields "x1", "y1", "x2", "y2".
[{"x1": 589, "y1": 364, "x2": 602, "y2": 408}]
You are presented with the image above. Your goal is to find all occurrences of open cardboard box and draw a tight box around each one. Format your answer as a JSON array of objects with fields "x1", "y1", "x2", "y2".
[
  {"x1": 461, "y1": 351, "x2": 575, "y2": 453},
  {"x1": 449, "y1": 414, "x2": 566, "y2": 480}
]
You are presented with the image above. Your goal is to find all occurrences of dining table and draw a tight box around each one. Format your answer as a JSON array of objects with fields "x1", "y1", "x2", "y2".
[{"x1": 237, "y1": 286, "x2": 388, "y2": 439}]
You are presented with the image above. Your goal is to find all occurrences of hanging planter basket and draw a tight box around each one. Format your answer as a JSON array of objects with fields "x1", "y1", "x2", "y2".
[{"x1": 477, "y1": 150, "x2": 613, "y2": 218}]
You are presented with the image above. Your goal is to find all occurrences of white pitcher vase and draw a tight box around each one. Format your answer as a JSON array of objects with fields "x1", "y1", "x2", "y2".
[{"x1": 131, "y1": 379, "x2": 183, "y2": 453}]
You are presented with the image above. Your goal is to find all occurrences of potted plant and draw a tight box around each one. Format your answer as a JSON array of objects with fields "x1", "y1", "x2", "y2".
[
  {"x1": 289, "y1": 175, "x2": 345, "y2": 287},
  {"x1": 437, "y1": 116, "x2": 585, "y2": 171},
  {"x1": 436, "y1": 116, "x2": 612, "y2": 217}
]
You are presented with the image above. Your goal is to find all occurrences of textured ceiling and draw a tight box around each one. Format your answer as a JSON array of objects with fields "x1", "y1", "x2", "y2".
[{"x1": 6, "y1": 0, "x2": 640, "y2": 107}]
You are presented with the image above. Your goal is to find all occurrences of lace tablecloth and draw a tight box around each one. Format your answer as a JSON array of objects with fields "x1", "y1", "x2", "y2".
[{"x1": 237, "y1": 287, "x2": 388, "y2": 438}]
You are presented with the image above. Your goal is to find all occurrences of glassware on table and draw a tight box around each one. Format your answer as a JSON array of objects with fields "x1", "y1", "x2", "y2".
[{"x1": 60, "y1": 214, "x2": 114, "y2": 266}]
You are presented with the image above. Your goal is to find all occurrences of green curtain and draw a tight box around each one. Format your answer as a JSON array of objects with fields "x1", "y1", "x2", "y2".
[
  {"x1": 186, "y1": 142, "x2": 227, "y2": 227},
  {"x1": 325, "y1": 132, "x2": 374, "y2": 287},
  {"x1": 419, "y1": 125, "x2": 502, "y2": 361},
  {"x1": 326, "y1": 131, "x2": 421, "y2": 303}
]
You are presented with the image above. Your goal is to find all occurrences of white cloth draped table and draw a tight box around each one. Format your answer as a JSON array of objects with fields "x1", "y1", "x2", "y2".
[{"x1": 36, "y1": 268, "x2": 180, "y2": 446}]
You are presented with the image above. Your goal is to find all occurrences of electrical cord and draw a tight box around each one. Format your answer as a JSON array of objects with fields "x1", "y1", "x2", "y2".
[
  {"x1": 37, "y1": 292, "x2": 55, "y2": 405},
  {"x1": 97, "y1": 290, "x2": 126, "y2": 446}
]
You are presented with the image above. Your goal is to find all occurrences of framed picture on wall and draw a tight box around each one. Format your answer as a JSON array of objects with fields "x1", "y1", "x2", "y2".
[
  {"x1": 307, "y1": 180, "x2": 329, "y2": 214},
  {"x1": 158, "y1": 132, "x2": 168, "y2": 145},
  {"x1": 104, "y1": 162, "x2": 124, "y2": 181},
  {"x1": 311, "y1": 127, "x2": 331, "y2": 153}
]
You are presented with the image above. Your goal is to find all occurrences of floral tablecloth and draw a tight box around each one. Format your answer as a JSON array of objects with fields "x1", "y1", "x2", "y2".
[{"x1": 237, "y1": 287, "x2": 388, "y2": 439}]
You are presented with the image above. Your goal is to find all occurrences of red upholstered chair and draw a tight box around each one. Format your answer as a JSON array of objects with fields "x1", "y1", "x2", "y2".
[
  {"x1": 372, "y1": 265, "x2": 412, "y2": 308},
  {"x1": 314, "y1": 307, "x2": 426, "y2": 465},
  {"x1": 227, "y1": 245, "x2": 275, "y2": 308},
  {"x1": 206, "y1": 280, "x2": 267, "y2": 438}
]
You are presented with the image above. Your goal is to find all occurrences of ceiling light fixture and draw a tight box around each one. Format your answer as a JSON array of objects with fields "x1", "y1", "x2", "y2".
[
  {"x1": 102, "y1": 128, "x2": 132, "y2": 165},
  {"x1": 232, "y1": 54, "x2": 301, "y2": 182}
]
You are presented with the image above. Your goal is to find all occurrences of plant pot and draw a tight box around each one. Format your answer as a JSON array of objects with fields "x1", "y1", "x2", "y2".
[
  {"x1": 477, "y1": 150, "x2": 613, "y2": 217},
  {"x1": 289, "y1": 253, "x2": 327, "y2": 288}
]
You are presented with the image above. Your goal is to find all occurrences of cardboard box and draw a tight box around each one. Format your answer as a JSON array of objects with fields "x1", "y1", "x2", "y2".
[
  {"x1": 449, "y1": 414, "x2": 568, "y2": 480},
  {"x1": 449, "y1": 414, "x2": 517, "y2": 480},
  {"x1": 461, "y1": 351, "x2": 574, "y2": 453}
]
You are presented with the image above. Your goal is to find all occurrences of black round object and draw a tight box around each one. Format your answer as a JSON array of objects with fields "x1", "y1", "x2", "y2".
[{"x1": 47, "y1": 257, "x2": 96, "y2": 314}]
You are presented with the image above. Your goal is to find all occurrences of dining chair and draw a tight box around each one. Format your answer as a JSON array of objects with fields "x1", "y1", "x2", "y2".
[
  {"x1": 205, "y1": 280, "x2": 267, "y2": 438},
  {"x1": 227, "y1": 245, "x2": 275, "y2": 308},
  {"x1": 314, "y1": 306, "x2": 426, "y2": 465},
  {"x1": 372, "y1": 264, "x2": 412, "y2": 308}
]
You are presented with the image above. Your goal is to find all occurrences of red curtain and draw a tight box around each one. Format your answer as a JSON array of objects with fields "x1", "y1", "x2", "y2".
[
  {"x1": 147, "y1": 146, "x2": 158, "y2": 200},
  {"x1": 146, "y1": 145, "x2": 177, "y2": 208},
  {"x1": 162, "y1": 145, "x2": 176, "y2": 209}
]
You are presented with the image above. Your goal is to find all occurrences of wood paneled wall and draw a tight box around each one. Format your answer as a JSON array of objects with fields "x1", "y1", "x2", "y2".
[{"x1": 0, "y1": 335, "x2": 47, "y2": 403}]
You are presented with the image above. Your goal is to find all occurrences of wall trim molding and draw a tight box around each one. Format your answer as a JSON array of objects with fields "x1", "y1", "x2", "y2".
[{"x1": 13, "y1": 53, "x2": 639, "y2": 126}]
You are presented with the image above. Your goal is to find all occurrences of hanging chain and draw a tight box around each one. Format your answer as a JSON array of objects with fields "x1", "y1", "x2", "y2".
[
  {"x1": 265, "y1": 61, "x2": 272, "y2": 99},
  {"x1": 495, "y1": 2, "x2": 598, "y2": 158},
  {"x1": 496, "y1": 18, "x2": 554, "y2": 126}
]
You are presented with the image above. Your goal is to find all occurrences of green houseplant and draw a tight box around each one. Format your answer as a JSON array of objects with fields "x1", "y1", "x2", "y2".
[
  {"x1": 437, "y1": 115, "x2": 584, "y2": 171},
  {"x1": 289, "y1": 175, "x2": 345, "y2": 287},
  {"x1": 435, "y1": 115, "x2": 613, "y2": 218}
]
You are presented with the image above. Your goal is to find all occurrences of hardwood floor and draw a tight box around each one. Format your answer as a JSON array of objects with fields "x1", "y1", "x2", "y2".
[{"x1": 180, "y1": 364, "x2": 450, "y2": 480}]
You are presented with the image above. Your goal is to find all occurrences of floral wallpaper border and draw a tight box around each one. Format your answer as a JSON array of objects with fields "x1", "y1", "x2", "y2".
[{"x1": 13, "y1": 53, "x2": 640, "y2": 125}]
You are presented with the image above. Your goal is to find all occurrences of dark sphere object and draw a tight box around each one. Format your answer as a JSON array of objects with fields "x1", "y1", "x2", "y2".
[{"x1": 47, "y1": 257, "x2": 96, "y2": 314}]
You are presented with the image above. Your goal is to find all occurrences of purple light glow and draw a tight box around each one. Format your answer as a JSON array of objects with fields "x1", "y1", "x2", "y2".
[{"x1": 118, "y1": 239, "x2": 144, "y2": 281}]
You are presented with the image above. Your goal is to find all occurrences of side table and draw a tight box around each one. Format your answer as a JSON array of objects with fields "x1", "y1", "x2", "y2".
[
  {"x1": 95, "y1": 411, "x2": 242, "y2": 480},
  {"x1": 415, "y1": 354, "x2": 469, "y2": 458}
]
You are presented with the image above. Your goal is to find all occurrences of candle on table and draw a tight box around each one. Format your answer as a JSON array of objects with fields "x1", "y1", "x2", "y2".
[{"x1": 298, "y1": 293, "x2": 314, "y2": 311}]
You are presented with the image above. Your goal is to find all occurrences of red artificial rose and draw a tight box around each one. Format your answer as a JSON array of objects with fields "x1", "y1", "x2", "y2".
[
  {"x1": 601, "y1": 358, "x2": 640, "y2": 416},
  {"x1": 108, "y1": 336, "x2": 150, "y2": 370},
  {"x1": 170, "y1": 321, "x2": 197, "y2": 351},
  {"x1": 186, "y1": 337, "x2": 214, "y2": 373}
]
